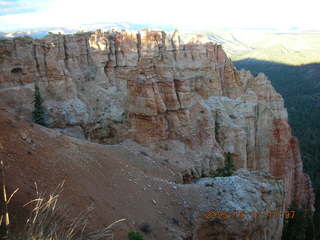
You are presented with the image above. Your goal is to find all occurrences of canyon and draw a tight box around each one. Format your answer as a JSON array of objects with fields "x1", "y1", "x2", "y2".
[{"x1": 0, "y1": 29, "x2": 314, "y2": 239}]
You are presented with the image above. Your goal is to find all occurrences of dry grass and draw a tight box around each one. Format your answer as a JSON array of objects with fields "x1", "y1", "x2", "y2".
[{"x1": 0, "y1": 161, "x2": 125, "y2": 240}]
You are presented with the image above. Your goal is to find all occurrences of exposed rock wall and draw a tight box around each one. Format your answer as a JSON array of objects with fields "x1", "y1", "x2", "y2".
[
  {"x1": 0, "y1": 110, "x2": 286, "y2": 240},
  {"x1": 0, "y1": 30, "x2": 314, "y2": 210}
]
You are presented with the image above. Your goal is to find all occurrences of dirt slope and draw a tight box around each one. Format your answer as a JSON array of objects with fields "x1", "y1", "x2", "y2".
[{"x1": 0, "y1": 109, "x2": 193, "y2": 239}]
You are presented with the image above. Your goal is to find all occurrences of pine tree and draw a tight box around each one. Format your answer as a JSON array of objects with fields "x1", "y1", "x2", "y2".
[
  {"x1": 215, "y1": 152, "x2": 235, "y2": 177},
  {"x1": 224, "y1": 152, "x2": 235, "y2": 176},
  {"x1": 32, "y1": 83, "x2": 46, "y2": 126}
]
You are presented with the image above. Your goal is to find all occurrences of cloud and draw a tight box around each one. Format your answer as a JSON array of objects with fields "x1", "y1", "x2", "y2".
[
  {"x1": 0, "y1": 0, "x2": 319, "y2": 32},
  {"x1": 0, "y1": 0, "x2": 48, "y2": 16}
]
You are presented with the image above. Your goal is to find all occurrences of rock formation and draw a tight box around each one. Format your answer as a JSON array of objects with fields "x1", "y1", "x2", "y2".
[
  {"x1": 0, "y1": 110, "x2": 285, "y2": 240},
  {"x1": 0, "y1": 29, "x2": 314, "y2": 238},
  {"x1": 193, "y1": 169, "x2": 285, "y2": 240}
]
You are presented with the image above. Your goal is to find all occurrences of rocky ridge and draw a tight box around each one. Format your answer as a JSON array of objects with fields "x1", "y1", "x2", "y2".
[{"x1": 0, "y1": 29, "x2": 314, "y2": 238}]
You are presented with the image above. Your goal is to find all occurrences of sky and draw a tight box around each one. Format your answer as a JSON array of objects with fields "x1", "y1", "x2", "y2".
[{"x1": 0, "y1": 0, "x2": 320, "y2": 32}]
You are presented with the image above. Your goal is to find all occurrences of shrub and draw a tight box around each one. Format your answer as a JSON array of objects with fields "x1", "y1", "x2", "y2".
[
  {"x1": 0, "y1": 172, "x2": 125, "y2": 240},
  {"x1": 128, "y1": 231, "x2": 144, "y2": 240}
]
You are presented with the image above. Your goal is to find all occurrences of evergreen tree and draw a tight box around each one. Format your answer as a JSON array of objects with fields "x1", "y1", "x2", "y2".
[
  {"x1": 32, "y1": 83, "x2": 46, "y2": 126},
  {"x1": 224, "y1": 152, "x2": 235, "y2": 176},
  {"x1": 215, "y1": 152, "x2": 235, "y2": 177}
]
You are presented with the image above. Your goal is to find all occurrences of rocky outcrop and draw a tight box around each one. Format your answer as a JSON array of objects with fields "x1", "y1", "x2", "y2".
[
  {"x1": 239, "y1": 71, "x2": 314, "y2": 210},
  {"x1": 193, "y1": 169, "x2": 285, "y2": 240},
  {"x1": 0, "y1": 30, "x2": 314, "y2": 213},
  {"x1": 0, "y1": 110, "x2": 285, "y2": 240}
]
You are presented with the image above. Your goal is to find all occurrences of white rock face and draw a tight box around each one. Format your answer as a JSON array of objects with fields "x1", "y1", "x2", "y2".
[
  {"x1": 190, "y1": 169, "x2": 285, "y2": 240},
  {"x1": 0, "y1": 30, "x2": 314, "y2": 211}
]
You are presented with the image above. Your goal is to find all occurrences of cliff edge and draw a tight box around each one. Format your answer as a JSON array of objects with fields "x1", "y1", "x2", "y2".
[{"x1": 0, "y1": 29, "x2": 314, "y2": 239}]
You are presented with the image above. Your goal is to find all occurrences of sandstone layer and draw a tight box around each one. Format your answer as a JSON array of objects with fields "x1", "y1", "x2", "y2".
[{"x1": 0, "y1": 30, "x2": 315, "y2": 239}]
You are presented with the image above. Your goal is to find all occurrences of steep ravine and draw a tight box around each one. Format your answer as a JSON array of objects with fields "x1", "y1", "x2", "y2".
[{"x1": 0, "y1": 30, "x2": 314, "y2": 239}]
